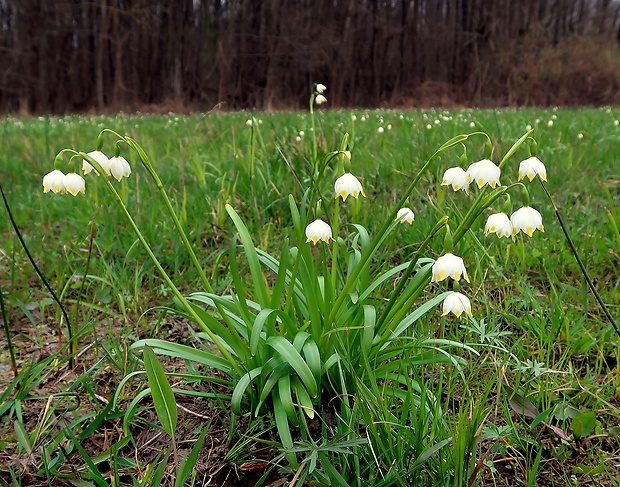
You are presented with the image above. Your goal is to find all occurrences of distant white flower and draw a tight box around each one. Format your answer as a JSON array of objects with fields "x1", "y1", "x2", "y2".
[
  {"x1": 469, "y1": 122, "x2": 475, "y2": 128},
  {"x1": 305, "y1": 220, "x2": 332, "y2": 245},
  {"x1": 335, "y1": 173, "x2": 365, "y2": 201},
  {"x1": 299, "y1": 130, "x2": 305, "y2": 136},
  {"x1": 426, "y1": 124, "x2": 432, "y2": 130},
  {"x1": 511, "y1": 207, "x2": 544, "y2": 238},
  {"x1": 315, "y1": 94, "x2": 327, "y2": 105},
  {"x1": 484, "y1": 212, "x2": 512, "y2": 238},
  {"x1": 316, "y1": 83, "x2": 327, "y2": 94},
  {"x1": 577, "y1": 133, "x2": 583, "y2": 139},
  {"x1": 295, "y1": 136, "x2": 301, "y2": 142},
  {"x1": 84, "y1": 150, "x2": 110, "y2": 175},
  {"x1": 351, "y1": 114, "x2": 357, "y2": 121},
  {"x1": 615, "y1": 120, "x2": 619, "y2": 127},
  {"x1": 63, "y1": 172, "x2": 86, "y2": 196},
  {"x1": 387, "y1": 124, "x2": 392, "y2": 130},
  {"x1": 246, "y1": 119, "x2": 253, "y2": 126},
  {"x1": 42, "y1": 169, "x2": 66, "y2": 194},
  {"x1": 377, "y1": 126, "x2": 384, "y2": 133},
  {"x1": 547, "y1": 120, "x2": 554, "y2": 127},
  {"x1": 466, "y1": 159, "x2": 501, "y2": 189},
  {"x1": 441, "y1": 292, "x2": 472, "y2": 318},
  {"x1": 361, "y1": 116, "x2": 366, "y2": 122},
  {"x1": 432, "y1": 253, "x2": 470, "y2": 283},
  {"x1": 526, "y1": 124, "x2": 532, "y2": 131},
  {"x1": 395, "y1": 208, "x2": 415, "y2": 224},
  {"x1": 441, "y1": 167, "x2": 470, "y2": 194},
  {"x1": 108, "y1": 156, "x2": 132, "y2": 182},
  {"x1": 518, "y1": 157, "x2": 547, "y2": 182}
]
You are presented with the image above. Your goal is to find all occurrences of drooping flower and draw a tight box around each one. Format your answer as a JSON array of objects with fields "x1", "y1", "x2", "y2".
[
  {"x1": 518, "y1": 157, "x2": 547, "y2": 182},
  {"x1": 334, "y1": 173, "x2": 365, "y2": 201},
  {"x1": 441, "y1": 292, "x2": 472, "y2": 318},
  {"x1": 432, "y1": 253, "x2": 470, "y2": 283},
  {"x1": 63, "y1": 172, "x2": 86, "y2": 196},
  {"x1": 315, "y1": 94, "x2": 327, "y2": 105},
  {"x1": 395, "y1": 207, "x2": 415, "y2": 224},
  {"x1": 108, "y1": 156, "x2": 132, "y2": 182},
  {"x1": 316, "y1": 83, "x2": 327, "y2": 94},
  {"x1": 441, "y1": 167, "x2": 470, "y2": 194},
  {"x1": 484, "y1": 212, "x2": 513, "y2": 238},
  {"x1": 511, "y1": 207, "x2": 544, "y2": 238},
  {"x1": 305, "y1": 220, "x2": 333, "y2": 245},
  {"x1": 466, "y1": 159, "x2": 501, "y2": 189},
  {"x1": 84, "y1": 150, "x2": 110, "y2": 175},
  {"x1": 42, "y1": 169, "x2": 66, "y2": 194}
]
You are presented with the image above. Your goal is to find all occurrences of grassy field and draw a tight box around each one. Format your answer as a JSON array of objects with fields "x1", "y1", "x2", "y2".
[{"x1": 0, "y1": 105, "x2": 619, "y2": 486}]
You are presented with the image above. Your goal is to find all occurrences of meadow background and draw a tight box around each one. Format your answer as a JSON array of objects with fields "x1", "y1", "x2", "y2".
[{"x1": 0, "y1": 107, "x2": 619, "y2": 485}]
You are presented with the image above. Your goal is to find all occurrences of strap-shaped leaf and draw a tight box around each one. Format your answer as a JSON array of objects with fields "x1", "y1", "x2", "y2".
[
  {"x1": 226, "y1": 204, "x2": 271, "y2": 307},
  {"x1": 231, "y1": 367, "x2": 262, "y2": 416},
  {"x1": 267, "y1": 336, "x2": 318, "y2": 397},
  {"x1": 131, "y1": 339, "x2": 233, "y2": 374},
  {"x1": 278, "y1": 374, "x2": 299, "y2": 426},
  {"x1": 143, "y1": 345, "x2": 177, "y2": 438},
  {"x1": 291, "y1": 376, "x2": 315, "y2": 419}
]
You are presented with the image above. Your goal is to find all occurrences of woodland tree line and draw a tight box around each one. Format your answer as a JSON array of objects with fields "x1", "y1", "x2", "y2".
[{"x1": 2, "y1": 0, "x2": 620, "y2": 114}]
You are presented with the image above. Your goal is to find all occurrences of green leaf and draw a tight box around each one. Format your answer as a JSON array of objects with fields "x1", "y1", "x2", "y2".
[
  {"x1": 176, "y1": 426, "x2": 210, "y2": 487},
  {"x1": 226, "y1": 204, "x2": 271, "y2": 307},
  {"x1": 267, "y1": 336, "x2": 318, "y2": 397},
  {"x1": 13, "y1": 420, "x2": 33, "y2": 455},
  {"x1": 273, "y1": 393, "x2": 298, "y2": 468},
  {"x1": 143, "y1": 345, "x2": 177, "y2": 438},
  {"x1": 231, "y1": 367, "x2": 262, "y2": 416},
  {"x1": 278, "y1": 374, "x2": 299, "y2": 426},
  {"x1": 571, "y1": 410, "x2": 597, "y2": 439}
]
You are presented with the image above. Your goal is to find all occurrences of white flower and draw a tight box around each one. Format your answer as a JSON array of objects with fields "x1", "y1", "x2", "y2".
[
  {"x1": 441, "y1": 292, "x2": 472, "y2": 318},
  {"x1": 42, "y1": 169, "x2": 66, "y2": 194},
  {"x1": 305, "y1": 220, "x2": 332, "y2": 245},
  {"x1": 316, "y1": 83, "x2": 327, "y2": 94},
  {"x1": 351, "y1": 114, "x2": 357, "y2": 121},
  {"x1": 577, "y1": 133, "x2": 583, "y2": 139},
  {"x1": 511, "y1": 207, "x2": 544, "y2": 238},
  {"x1": 469, "y1": 121, "x2": 475, "y2": 128},
  {"x1": 63, "y1": 172, "x2": 86, "y2": 196},
  {"x1": 518, "y1": 156, "x2": 547, "y2": 182},
  {"x1": 395, "y1": 208, "x2": 414, "y2": 224},
  {"x1": 441, "y1": 167, "x2": 470, "y2": 194},
  {"x1": 426, "y1": 124, "x2": 432, "y2": 130},
  {"x1": 299, "y1": 130, "x2": 305, "y2": 136},
  {"x1": 484, "y1": 212, "x2": 513, "y2": 238},
  {"x1": 432, "y1": 253, "x2": 470, "y2": 283},
  {"x1": 315, "y1": 94, "x2": 327, "y2": 105},
  {"x1": 547, "y1": 120, "x2": 554, "y2": 127},
  {"x1": 466, "y1": 159, "x2": 501, "y2": 189},
  {"x1": 108, "y1": 156, "x2": 132, "y2": 182},
  {"x1": 334, "y1": 173, "x2": 365, "y2": 201},
  {"x1": 615, "y1": 120, "x2": 619, "y2": 127},
  {"x1": 377, "y1": 126, "x2": 384, "y2": 133},
  {"x1": 246, "y1": 119, "x2": 253, "y2": 126},
  {"x1": 85, "y1": 150, "x2": 110, "y2": 175}
]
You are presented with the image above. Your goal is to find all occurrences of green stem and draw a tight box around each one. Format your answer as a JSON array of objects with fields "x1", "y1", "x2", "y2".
[
  {"x1": 538, "y1": 178, "x2": 620, "y2": 338},
  {"x1": 375, "y1": 216, "x2": 449, "y2": 334},
  {"x1": 326, "y1": 134, "x2": 470, "y2": 326},
  {"x1": 95, "y1": 171, "x2": 243, "y2": 376},
  {"x1": 0, "y1": 182, "x2": 75, "y2": 368}
]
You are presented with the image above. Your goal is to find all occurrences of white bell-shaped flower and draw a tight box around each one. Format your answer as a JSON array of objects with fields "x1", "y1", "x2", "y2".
[
  {"x1": 315, "y1": 94, "x2": 327, "y2": 105},
  {"x1": 518, "y1": 157, "x2": 547, "y2": 182},
  {"x1": 432, "y1": 253, "x2": 470, "y2": 283},
  {"x1": 84, "y1": 150, "x2": 110, "y2": 175},
  {"x1": 441, "y1": 292, "x2": 472, "y2": 318},
  {"x1": 334, "y1": 173, "x2": 365, "y2": 201},
  {"x1": 395, "y1": 207, "x2": 415, "y2": 224},
  {"x1": 316, "y1": 83, "x2": 327, "y2": 94},
  {"x1": 466, "y1": 159, "x2": 501, "y2": 189},
  {"x1": 441, "y1": 167, "x2": 470, "y2": 194},
  {"x1": 511, "y1": 207, "x2": 544, "y2": 238},
  {"x1": 484, "y1": 212, "x2": 513, "y2": 238},
  {"x1": 63, "y1": 172, "x2": 86, "y2": 196},
  {"x1": 108, "y1": 156, "x2": 132, "y2": 182},
  {"x1": 42, "y1": 169, "x2": 66, "y2": 194},
  {"x1": 305, "y1": 220, "x2": 333, "y2": 245}
]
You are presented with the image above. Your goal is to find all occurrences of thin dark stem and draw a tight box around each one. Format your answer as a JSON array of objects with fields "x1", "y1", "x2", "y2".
[
  {"x1": 538, "y1": 178, "x2": 620, "y2": 338},
  {"x1": 0, "y1": 182, "x2": 75, "y2": 367},
  {"x1": 0, "y1": 282, "x2": 17, "y2": 377}
]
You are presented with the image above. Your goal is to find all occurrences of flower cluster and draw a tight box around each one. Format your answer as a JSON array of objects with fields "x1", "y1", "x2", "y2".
[{"x1": 43, "y1": 149, "x2": 131, "y2": 196}]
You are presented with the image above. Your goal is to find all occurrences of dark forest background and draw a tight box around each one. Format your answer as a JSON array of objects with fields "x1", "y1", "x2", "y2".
[{"x1": 2, "y1": 0, "x2": 620, "y2": 114}]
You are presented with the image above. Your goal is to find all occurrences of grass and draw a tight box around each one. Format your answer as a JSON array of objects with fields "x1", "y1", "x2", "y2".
[{"x1": 0, "y1": 106, "x2": 619, "y2": 486}]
